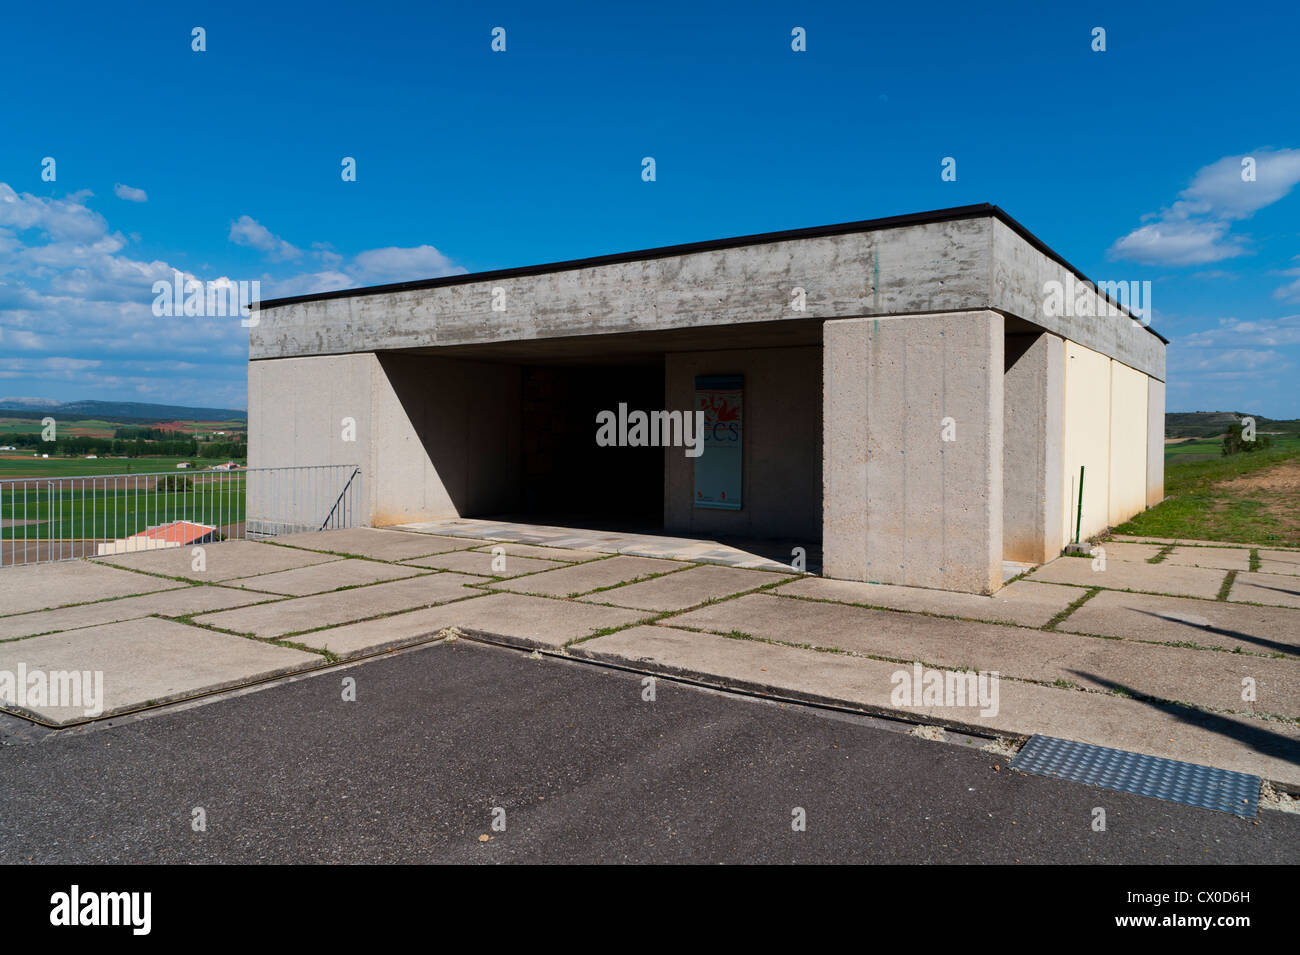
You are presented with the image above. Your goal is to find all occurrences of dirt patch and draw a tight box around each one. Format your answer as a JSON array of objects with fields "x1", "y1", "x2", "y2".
[{"x1": 1215, "y1": 458, "x2": 1300, "y2": 493}]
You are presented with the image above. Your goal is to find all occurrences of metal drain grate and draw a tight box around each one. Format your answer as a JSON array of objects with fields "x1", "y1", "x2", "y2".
[{"x1": 1012, "y1": 735, "x2": 1260, "y2": 818}]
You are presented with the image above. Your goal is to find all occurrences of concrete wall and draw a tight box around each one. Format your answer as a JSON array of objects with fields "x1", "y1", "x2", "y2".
[
  {"x1": 248, "y1": 353, "x2": 520, "y2": 527},
  {"x1": 824, "y1": 311, "x2": 1003, "y2": 594},
  {"x1": 251, "y1": 212, "x2": 1164, "y2": 382},
  {"x1": 1107, "y1": 361, "x2": 1150, "y2": 527},
  {"x1": 664, "y1": 346, "x2": 821, "y2": 541},
  {"x1": 251, "y1": 218, "x2": 991, "y2": 360},
  {"x1": 991, "y1": 219, "x2": 1164, "y2": 380},
  {"x1": 1147, "y1": 377, "x2": 1166, "y2": 507},
  {"x1": 1003, "y1": 332, "x2": 1065, "y2": 563}
]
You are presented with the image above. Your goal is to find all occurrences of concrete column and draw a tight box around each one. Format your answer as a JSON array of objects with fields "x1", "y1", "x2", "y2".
[
  {"x1": 1002, "y1": 332, "x2": 1065, "y2": 563},
  {"x1": 823, "y1": 311, "x2": 1004, "y2": 594},
  {"x1": 1146, "y1": 377, "x2": 1165, "y2": 507}
]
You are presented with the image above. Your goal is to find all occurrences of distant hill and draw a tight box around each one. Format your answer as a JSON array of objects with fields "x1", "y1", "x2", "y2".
[
  {"x1": 0, "y1": 399, "x2": 246, "y2": 423},
  {"x1": 1166, "y1": 411, "x2": 1300, "y2": 439}
]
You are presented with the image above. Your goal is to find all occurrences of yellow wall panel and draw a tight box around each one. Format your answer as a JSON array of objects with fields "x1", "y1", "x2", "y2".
[{"x1": 1108, "y1": 361, "x2": 1149, "y2": 526}]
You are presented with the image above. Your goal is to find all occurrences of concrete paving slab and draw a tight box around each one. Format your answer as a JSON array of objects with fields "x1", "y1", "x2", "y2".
[
  {"x1": 0, "y1": 560, "x2": 186, "y2": 616},
  {"x1": 1163, "y1": 546, "x2": 1253, "y2": 571},
  {"x1": 487, "y1": 555, "x2": 690, "y2": 597},
  {"x1": 1057, "y1": 589, "x2": 1300, "y2": 658},
  {"x1": 573, "y1": 626, "x2": 1300, "y2": 786},
  {"x1": 224, "y1": 558, "x2": 425, "y2": 596},
  {"x1": 96, "y1": 539, "x2": 338, "y2": 582},
  {"x1": 1258, "y1": 550, "x2": 1300, "y2": 576},
  {"x1": 579, "y1": 564, "x2": 791, "y2": 612},
  {"x1": 1110, "y1": 535, "x2": 1287, "y2": 548},
  {"x1": 1092, "y1": 542, "x2": 1165, "y2": 562},
  {"x1": 1229, "y1": 571, "x2": 1300, "y2": 609},
  {"x1": 0, "y1": 585, "x2": 279, "y2": 641},
  {"x1": 0, "y1": 618, "x2": 319, "y2": 725},
  {"x1": 194, "y1": 572, "x2": 487, "y2": 638},
  {"x1": 402, "y1": 551, "x2": 565, "y2": 577},
  {"x1": 1029, "y1": 556, "x2": 1226, "y2": 598},
  {"x1": 275, "y1": 527, "x2": 477, "y2": 560},
  {"x1": 772, "y1": 577, "x2": 1082, "y2": 628},
  {"x1": 295, "y1": 592, "x2": 647, "y2": 655},
  {"x1": 468, "y1": 542, "x2": 592, "y2": 561},
  {"x1": 668, "y1": 593, "x2": 1300, "y2": 718}
]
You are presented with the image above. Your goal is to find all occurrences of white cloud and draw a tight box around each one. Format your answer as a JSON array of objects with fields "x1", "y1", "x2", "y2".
[
  {"x1": 228, "y1": 215, "x2": 301, "y2": 261},
  {"x1": 350, "y1": 245, "x2": 465, "y2": 285},
  {"x1": 1109, "y1": 148, "x2": 1300, "y2": 266},
  {"x1": 1181, "y1": 314, "x2": 1300, "y2": 348},
  {"x1": 113, "y1": 183, "x2": 148, "y2": 203}
]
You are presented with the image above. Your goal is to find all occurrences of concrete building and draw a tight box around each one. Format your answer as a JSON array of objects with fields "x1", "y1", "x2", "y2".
[{"x1": 248, "y1": 204, "x2": 1166, "y2": 594}]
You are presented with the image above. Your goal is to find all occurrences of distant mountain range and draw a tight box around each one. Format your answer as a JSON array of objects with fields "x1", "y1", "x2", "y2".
[{"x1": 0, "y1": 398, "x2": 246, "y2": 422}]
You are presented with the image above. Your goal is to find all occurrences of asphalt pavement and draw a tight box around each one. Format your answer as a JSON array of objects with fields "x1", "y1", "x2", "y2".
[{"x1": 1, "y1": 639, "x2": 1296, "y2": 863}]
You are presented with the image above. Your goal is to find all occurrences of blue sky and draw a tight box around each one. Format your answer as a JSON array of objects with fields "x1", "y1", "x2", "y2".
[{"x1": 2, "y1": 0, "x2": 1297, "y2": 414}]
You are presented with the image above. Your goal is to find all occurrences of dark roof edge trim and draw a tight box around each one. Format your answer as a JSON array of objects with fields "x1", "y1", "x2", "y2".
[{"x1": 255, "y1": 203, "x2": 1167, "y2": 344}]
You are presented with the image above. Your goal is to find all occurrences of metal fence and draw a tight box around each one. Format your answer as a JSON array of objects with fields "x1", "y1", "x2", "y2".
[{"x1": 0, "y1": 464, "x2": 364, "y2": 567}]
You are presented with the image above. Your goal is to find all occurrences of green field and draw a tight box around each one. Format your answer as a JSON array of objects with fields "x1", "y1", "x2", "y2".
[
  {"x1": 1162, "y1": 434, "x2": 1300, "y2": 464},
  {"x1": 0, "y1": 476, "x2": 247, "y2": 541},
  {"x1": 1114, "y1": 440, "x2": 1300, "y2": 546},
  {"x1": 0, "y1": 456, "x2": 239, "y2": 478}
]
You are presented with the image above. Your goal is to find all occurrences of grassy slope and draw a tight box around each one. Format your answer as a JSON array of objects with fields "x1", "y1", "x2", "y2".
[{"x1": 1113, "y1": 442, "x2": 1300, "y2": 546}]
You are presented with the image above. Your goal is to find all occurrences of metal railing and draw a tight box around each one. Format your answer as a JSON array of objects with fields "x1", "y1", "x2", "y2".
[{"x1": 0, "y1": 464, "x2": 364, "y2": 568}]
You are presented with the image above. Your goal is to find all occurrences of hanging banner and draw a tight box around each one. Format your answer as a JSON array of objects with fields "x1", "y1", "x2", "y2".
[{"x1": 694, "y1": 374, "x2": 743, "y2": 510}]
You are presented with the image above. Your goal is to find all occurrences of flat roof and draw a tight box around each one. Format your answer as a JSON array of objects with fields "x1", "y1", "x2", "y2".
[{"x1": 256, "y1": 203, "x2": 1167, "y2": 343}]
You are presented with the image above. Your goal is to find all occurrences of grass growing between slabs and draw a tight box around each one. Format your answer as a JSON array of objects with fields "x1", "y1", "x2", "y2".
[{"x1": 1114, "y1": 442, "x2": 1300, "y2": 547}]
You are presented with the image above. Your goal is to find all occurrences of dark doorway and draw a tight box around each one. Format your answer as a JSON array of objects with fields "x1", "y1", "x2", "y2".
[{"x1": 519, "y1": 363, "x2": 665, "y2": 526}]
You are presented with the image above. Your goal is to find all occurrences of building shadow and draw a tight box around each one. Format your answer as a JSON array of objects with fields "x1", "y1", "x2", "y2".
[{"x1": 1066, "y1": 670, "x2": 1300, "y2": 769}]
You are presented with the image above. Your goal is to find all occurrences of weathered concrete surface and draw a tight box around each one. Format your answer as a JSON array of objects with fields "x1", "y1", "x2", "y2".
[
  {"x1": 573, "y1": 626, "x2": 1300, "y2": 785},
  {"x1": 773, "y1": 577, "x2": 1082, "y2": 629},
  {"x1": 0, "y1": 585, "x2": 274, "y2": 641},
  {"x1": 1029, "y1": 556, "x2": 1226, "y2": 598},
  {"x1": 0, "y1": 560, "x2": 185, "y2": 616},
  {"x1": 1093, "y1": 541, "x2": 1165, "y2": 562},
  {"x1": 402, "y1": 551, "x2": 566, "y2": 577},
  {"x1": 1002, "y1": 332, "x2": 1064, "y2": 563},
  {"x1": 0, "y1": 619, "x2": 318, "y2": 725},
  {"x1": 1163, "y1": 546, "x2": 1253, "y2": 571},
  {"x1": 488, "y1": 556, "x2": 689, "y2": 598},
  {"x1": 579, "y1": 565, "x2": 790, "y2": 612},
  {"x1": 96, "y1": 539, "x2": 338, "y2": 582},
  {"x1": 224, "y1": 558, "x2": 425, "y2": 596},
  {"x1": 1057, "y1": 589, "x2": 1300, "y2": 658},
  {"x1": 823, "y1": 312, "x2": 1003, "y2": 593},
  {"x1": 1258, "y1": 550, "x2": 1300, "y2": 576},
  {"x1": 667, "y1": 594, "x2": 1300, "y2": 718},
  {"x1": 193, "y1": 573, "x2": 488, "y2": 638},
  {"x1": 990, "y1": 217, "x2": 1164, "y2": 380},
  {"x1": 252, "y1": 211, "x2": 1163, "y2": 379},
  {"x1": 1229, "y1": 572, "x2": 1300, "y2": 609},
  {"x1": 248, "y1": 353, "x2": 521, "y2": 529},
  {"x1": 468, "y1": 542, "x2": 589, "y2": 561},
  {"x1": 275, "y1": 527, "x2": 476, "y2": 561},
  {"x1": 294, "y1": 593, "x2": 647, "y2": 655},
  {"x1": 664, "y1": 346, "x2": 821, "y2": 541}
]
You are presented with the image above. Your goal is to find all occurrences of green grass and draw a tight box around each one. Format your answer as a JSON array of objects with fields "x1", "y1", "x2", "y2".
[
  {"x1": 0, "y1": 478, "x2": 247, "y2": 540},
  {"x1": 1113, "y1": 441, "x2": 1300, "y2": 546},
  {"x1": 0, "y1": 456, "x2": 241, "y2": 478}
]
